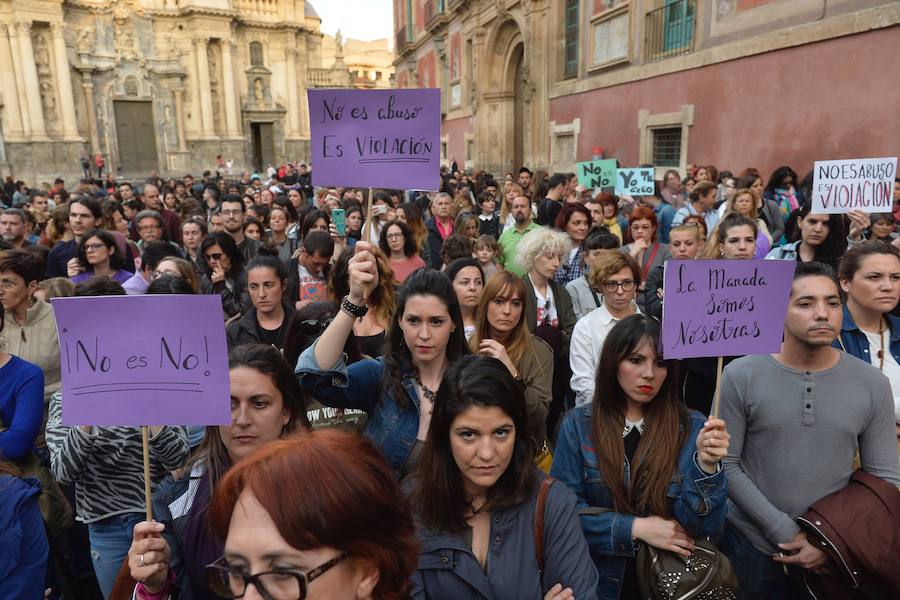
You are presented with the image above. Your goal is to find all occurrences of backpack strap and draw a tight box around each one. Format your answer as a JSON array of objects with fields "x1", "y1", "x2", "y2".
[{"x1": 534, "y1": 476, "x2": 556, "y2": 577}]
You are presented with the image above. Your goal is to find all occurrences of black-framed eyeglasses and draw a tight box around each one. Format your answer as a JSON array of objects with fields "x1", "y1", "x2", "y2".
[
  {"x1": 206, "y1": 552, "x2": 349, "y2": 600},
  {"x1": 602, "y1": 280, "x2": 636, "y2": 293}
]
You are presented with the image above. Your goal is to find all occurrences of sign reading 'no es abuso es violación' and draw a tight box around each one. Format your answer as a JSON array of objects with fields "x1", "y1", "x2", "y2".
[
  {"x1": 308, "y1": 88, "x2": 441, "y2": 191},
  {"x1": 52, "y1": 294, "x2": 231, "y2": 427},
  {"x1": 660, "y1": 260, "x2": 794, "y2": 360},
  {"x1": 811, "y1": 157, "x2": 897, "y2": 214}
]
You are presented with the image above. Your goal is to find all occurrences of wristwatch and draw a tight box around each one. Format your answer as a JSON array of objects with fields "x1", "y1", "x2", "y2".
[{"x1": 341, "y1": 295, "x2": 369, "y2": 318}]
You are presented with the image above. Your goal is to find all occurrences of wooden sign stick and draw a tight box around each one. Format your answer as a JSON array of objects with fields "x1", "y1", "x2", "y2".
[
  {"x1": 710, "y1": 355, "x2": 724, "y2": 419},
  {"x1": 142, "y1": 426, "x2": 153, "y2": 521}
]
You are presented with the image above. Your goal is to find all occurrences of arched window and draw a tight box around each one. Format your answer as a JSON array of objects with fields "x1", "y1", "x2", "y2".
[{"x1": 249, "y1": 42, "x2": 264, "y2": 67}]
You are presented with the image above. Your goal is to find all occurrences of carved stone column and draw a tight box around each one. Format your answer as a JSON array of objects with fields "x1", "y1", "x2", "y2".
[
  {"x1": 284, "y1": 47, "x2": 299, "y2": 137},
  {"x1": 50, "y1": 22, "x2": 79, "y2": 140},
  {"x1": 192, "y1": 36, "x2": 214, "y2": 136},
  {"x1": 173, "y1": 87, "x2": 187, "y2": 151},
  {"x1": 0, "y1": 25, "x2": 25, "y2": 139},
  {"x1": 15, "y1": 20, "x2": 46, "y2": 138},
  {"x1": 220, "y1": 40, "x2": 239, "y2": 137},
  {"x1": 78, "y1": 69, "x2": 100, "y2": 155}
]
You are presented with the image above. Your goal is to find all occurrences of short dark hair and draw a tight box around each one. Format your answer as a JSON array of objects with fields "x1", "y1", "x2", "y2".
[
  {"x1": 518, "y1": 167, "x2": 532, "y2": 176},
  {"x1": 793, "y1": 261, "x2": 839, "y2": 290},
  {"x1": 74, "y1": 276, "x2": 126, "y2": 297},
  {"x1": 445, "y1": 258, "x2": 484, "y2": 285},
  {"x1": 584, "y1": 226, "x2": 621, "y2": 251},
  {"x1": 301, "y1": 230, "x2": 334, "y2": 258},
  {"x1": 71, "y1": 197, "x2": 103, "y2": 220},
  {"x1": 147, "y1": 274, "x2": 196, "y2": 295},
  {"x1": 441, "y1": 234, "x2": 473, "y2": 264},
  {"x1": 548, "y1": 173, "x2": 569, "y2": 190},
  {"x1": 140, "y1": 241, "x2": 181, "y2": 273},
  {"x1": 0, "y1": 248, "x2": 44, "y2": 284},
  {"x1": 220, "y1": 194, "x2": 244, "y2": 212}
]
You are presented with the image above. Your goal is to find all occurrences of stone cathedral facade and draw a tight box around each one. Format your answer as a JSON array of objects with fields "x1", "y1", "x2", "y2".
[{"x1": 0, "y1": 0, "x2": 351, "y2": 183}]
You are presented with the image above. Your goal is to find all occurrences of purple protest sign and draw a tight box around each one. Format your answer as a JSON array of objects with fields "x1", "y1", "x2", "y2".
[
  {"x1": 51, "y1": 295, "x2": 231, "y2": 426},
  {"x1": 308, "y1": 88, "x2": 441, "y2": 190},
  {"x1": 660, "y1": 259, "x2": 794, "y2": 359}
]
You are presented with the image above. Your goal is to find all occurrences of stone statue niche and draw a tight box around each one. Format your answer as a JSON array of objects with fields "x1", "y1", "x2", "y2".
[{"x1": 243, "y1": 42, "x2": 272, "y2": 110}]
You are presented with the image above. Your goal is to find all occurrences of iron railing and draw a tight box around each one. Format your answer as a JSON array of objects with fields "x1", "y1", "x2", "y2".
[{"x1": 644, "y1": 0, "x2": 696, "y2": 62}]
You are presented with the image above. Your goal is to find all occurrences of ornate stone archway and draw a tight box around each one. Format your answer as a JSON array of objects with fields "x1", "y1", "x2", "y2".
[{"x1": 476, "y1": 18, "x2": 524, "y2": 176}]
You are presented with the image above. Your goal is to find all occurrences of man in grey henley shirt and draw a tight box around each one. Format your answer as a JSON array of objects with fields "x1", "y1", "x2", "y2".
[{"x1": 719, "y1": 262, "x2": 900, "y2": 598}]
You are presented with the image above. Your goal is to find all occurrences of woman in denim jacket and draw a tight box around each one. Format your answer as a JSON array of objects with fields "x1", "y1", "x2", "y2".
[
  {"x1": 835, "y1": 240, "x2": 900, "y2": 441},
  {"x1": 297, "y1": 242, "x2": 468, "y2": 478},
  {"x1": 410, "y1": 355, "x2": 598, "y2": 600},
  {"x1": 551, "y1": 315, "x2": 730, "y2": 599}
]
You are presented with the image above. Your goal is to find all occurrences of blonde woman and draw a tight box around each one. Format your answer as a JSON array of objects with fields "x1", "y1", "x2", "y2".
[
  {"x1": 500, "y1": 182, "x2": 525, "y2": 232},
  {"x1": 723, "y1": 187, "x2": 771, "y2": 258}
]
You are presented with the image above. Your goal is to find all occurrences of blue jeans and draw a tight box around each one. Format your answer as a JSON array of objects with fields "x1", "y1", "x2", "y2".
[
  {"x1": 721, "y1": 523, "x2": 813, "y2": 600},
  {"x1": 87, "y1": 512, "x2": 144, "y2": 599}
]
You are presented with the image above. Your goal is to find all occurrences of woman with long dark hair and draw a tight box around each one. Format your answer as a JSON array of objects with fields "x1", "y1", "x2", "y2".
[
  {"x1": 298, "y1": 242, "x2": 468, "y2": 478},
  {"x1": 766, "y1": 203, "x2": 847, "y2": 268},
  {"x1": 199, "y1": 232, "x2": 247, "y2": 318},
  {"x1": 396, "y1": 201, "x2": 431, "y2": 264},
  {"x1": 126, "y1": 344, "x2": 310, "y2": 600},
  {"x1": 552, "y1": 315, "x2": 730, "y2": 600},
  {"x1": 410, "y1": 356, "x2": 598, "y2": 599}
]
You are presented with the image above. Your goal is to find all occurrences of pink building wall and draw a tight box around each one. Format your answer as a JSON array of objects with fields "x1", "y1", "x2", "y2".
[
  {"x1": 442, "y1": 115, "x2": 473, "y2": 166},
  {"x1": 549, "y1": 27, "x2": 900, "y2": 177}
]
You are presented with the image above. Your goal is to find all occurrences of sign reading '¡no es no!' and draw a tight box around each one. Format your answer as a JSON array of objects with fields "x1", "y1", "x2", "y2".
[
  {"x1": 308, "y1": 88, "x2": 442, "y2": 191},
  {"x1": 52, "y1": 295, "x2": 231, "y2": 427},
  {"x1": 660, "y1": 260, "x2": 794, "y2": 360},
  {"x1": 811, "y1": 157, "x2": 897, "y2": 214}
]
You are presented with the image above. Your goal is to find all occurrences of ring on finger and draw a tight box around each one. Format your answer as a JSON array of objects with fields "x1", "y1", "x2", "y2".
[{"x1": 140, "y1": 553, "x2": 146, "y2": 567}]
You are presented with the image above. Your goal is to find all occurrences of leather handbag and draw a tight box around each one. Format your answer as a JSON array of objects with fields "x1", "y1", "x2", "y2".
[
  {"x1": 533, "y1": 477, "x2": 556, "y2": 578},
  {"x1": 577, "y1": 505, "x2": 738, "y2": 599},
  {"x1": 636, "y1": 539, "x2": 738, "y2": 600}
]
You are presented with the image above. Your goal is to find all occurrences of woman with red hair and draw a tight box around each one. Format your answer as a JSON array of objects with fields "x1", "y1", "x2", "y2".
[
  {"x1": 206, "y1": 430, "x2": 418, "y2": 600},
  {"x1": 622, "y1": 206, "x2": 669, "y2": 311}
]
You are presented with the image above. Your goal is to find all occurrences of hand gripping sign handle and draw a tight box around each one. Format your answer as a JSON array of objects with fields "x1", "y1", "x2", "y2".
[
  {"x1": 142, "y1": 426, "x2": 153, "y2": 521},
  {"x1": 710, "y1": 356, "x2": 724, "y2": 419}
]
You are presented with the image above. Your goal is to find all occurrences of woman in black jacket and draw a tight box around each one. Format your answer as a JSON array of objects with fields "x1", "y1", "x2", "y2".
[
  {"x1": 225, "y1": 249, "x2": 295, "y2": 349},
  {"x1": 199, "y1": 232, "x2": 247, "y2": 319}
]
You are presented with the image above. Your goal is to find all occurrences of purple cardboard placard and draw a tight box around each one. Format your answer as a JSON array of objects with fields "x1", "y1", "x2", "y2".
[
  {"x1": 51, "y1": 295, "x2": 231, "y2": 426},
  {"x1": 308, "y1": 88, "x2": 441, "y2": 191},
  {"x1": 660, "y1": 260, "x2": 794, "y2": 359}
]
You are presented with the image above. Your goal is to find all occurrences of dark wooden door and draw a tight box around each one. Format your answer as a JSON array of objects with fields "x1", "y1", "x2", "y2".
[{"x1": 114, "y1": 101, "x2": 158, "y2": 175}]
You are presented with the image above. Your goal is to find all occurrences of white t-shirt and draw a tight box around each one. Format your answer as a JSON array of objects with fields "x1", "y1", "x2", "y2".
[
  {"x1": 862, "y1": 329, "x2": 900, "y2": 423},
  {"x1": 532, "y1": 281, "x2": 558, "y2": 328}
]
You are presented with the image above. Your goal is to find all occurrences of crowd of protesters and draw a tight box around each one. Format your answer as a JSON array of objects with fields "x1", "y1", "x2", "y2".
[{"x1": 1, "y1": 159, "x2": 899, "y2": 600}]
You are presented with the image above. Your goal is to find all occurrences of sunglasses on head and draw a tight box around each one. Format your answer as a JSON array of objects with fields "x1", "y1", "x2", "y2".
[{"x1": 299, "y1": 318, "x2": 334, "y2": 336}]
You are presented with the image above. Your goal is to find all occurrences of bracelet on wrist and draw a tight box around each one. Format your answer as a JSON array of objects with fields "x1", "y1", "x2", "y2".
[{"x1": 341, "y1": 295, "x2": 369, "y2": 318}]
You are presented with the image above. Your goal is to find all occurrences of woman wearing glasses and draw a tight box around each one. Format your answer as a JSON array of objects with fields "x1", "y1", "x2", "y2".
[
  {"x1": 205, "y1": 429, "x2": 418, "y2": 600},
  {"x1": 379, "y1": 219, "x2": 425, "y2": 285},
  {"x1": 127, "y1": 344, "x2": 310, "y2": 600},
  {"x1": 69, "y1": 229, "x2": 132, "y2": 284},
  {"x1": 151, "y1": 257, "x2": 201, "y2": 294},
  {"x1": 569, "y1": 252, "x2": 642, "y2": 408},
  {"x1": 199, "y1": 232, "x2": 248, "y2": 319}
]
